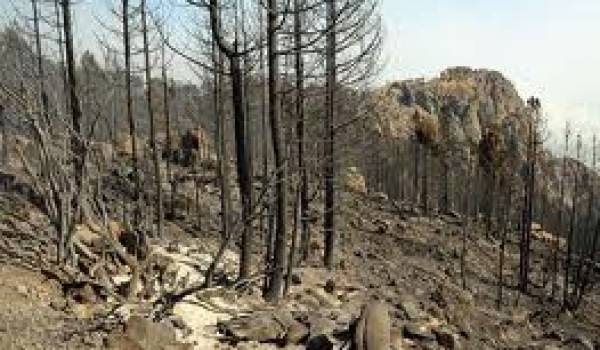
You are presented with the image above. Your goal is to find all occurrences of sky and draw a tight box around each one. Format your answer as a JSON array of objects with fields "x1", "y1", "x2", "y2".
[
  {"x1": 2, "y1": 0, "x2": 599, "y2": 148},
  {"x1": 379, "y1": 0, "x2": 600, "y2": 148}
]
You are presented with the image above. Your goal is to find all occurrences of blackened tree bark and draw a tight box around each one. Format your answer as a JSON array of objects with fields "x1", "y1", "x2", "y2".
[
  {"x1": 205, "y1": 17, "x2": 233, "y2": 287},
  {"x1": 232, "y1": 55, "x2": 254, "y2": 281},
  {"x1": 141, "y1": 0, "x2": 163, "y2": 237},
  {"x1": 554, "y1": 124, "x2": 570, "y2": 300},
  {"x1": 565, "y1": 134, "x2": 581, "y2": 309},
  {"x1": 161, "y1": 41, "x2": 174, "y2": 223},
  {"x1": 497, "y1": 181, "x2": 511, "y2": 309},
  {"x1": 413, "y1": 137, "x2": 419, "y2": 204},
  {"x1": 54, "y1": 0, "x2": 68, "y2": 115},
  {"x1": 32, "y1": 0, "x2": 48, "y2": 125},
  {"x1": 121, "y1": 0, "x2": 140, "y2": 225},
  {"x1": 265, "y1": 0, "x2": 287, "y2": 301},
  {"x1": 295, "y1": 0, "x2": 310, "y2": 263},
  {"x1": 258, "y1": 4, "x2": 271, "y2": 293},
  {"x1": 574, "y1": 135, "x2": 597, "y2": 307},
  {"x1": 519, "y1": 97, "x2": 540, "y2": 293},
  {"x1": 62, "y1": 0, "x2": 82, "y2": 181},
  {"x1": 576, "y1": 220, "x2": 600, "y2": 308},
  {"x1": 324, "y1": 0, "x2": 337, "y2": 270},
  {"x1": 60, "y1": 0, "x2": 83, "y2": 262},
  {"x1": 0, "y1": 105, "x2": 5, "y2": 164},
  {"x1": 206, "y1": 0, "x2": 254, "y2": 282},
  {"x1": 460, "y1": 152, "x2": 472, "y2": 290},
  {"x1": 422, "y1": 146, "x2": 429, "y2": 214}
]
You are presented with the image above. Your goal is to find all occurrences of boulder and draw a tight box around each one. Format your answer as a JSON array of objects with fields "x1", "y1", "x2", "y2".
[
  {"x1": 341, "y1": 167, "x2": 367, "y2": 194},
  {"x1": 302, "y1": 314, "x2": 339, "y2": 349},
  {"x1": 306, "y1": 334, "x2": 335, "y2": 350},
  {"x1": 291, "y1": 272, "x2": 302, "y2": 285},
  {"x1": 353, "y1": 301, "x2": 391, "y2": 350},
  {"x1": 305, "y1": 287, "x2": 341, "y2": 308},
  {"x1": 433, "y1": 327, "x2": 460, "y2": 349},
  {"x1": 373, "y1": 218, "x2": 393, "y2": 234},
  {"x1": 308, "y1": 316, "x2": 337, "y2": 338},
  {"x1": 286, "y1": 319, "x2": 309, "y2": 344},
  {"x1": 73, "y1": 224, "x2": 102, "y2": 247},
  {"x1": 71, "y1": 283, "x2": 97, "y2": 304},
  {"x1": 217, "y1": 312, "x2": 285, "y2": 343},
  {"x1": 74, "y1": 220, "x2": 124, "y2": 249},
  {"x1": 295, "y1": 292, "x2": 321, "y2": 311},
  {"x1": 402, "y1": 323, "x2": 436, "y2": 342},
  {"x1": 398, "y1": 298, "x2": 426, "y2": 321},
  {"x1": 272, "y1": 310, "x2": 309, "y2": 345},
  {"x1": 324, "y1": 279, "x2": 336, "y2": 294},
  {"x1": 371, "y1": 192, "x2": 389, "y2": 202},
  {"x1": 562, "y1": 335, "x2": 594, "y2": 350},
  {"x1": 106, "y1": 316, "x2": 191, "y2": 350}
]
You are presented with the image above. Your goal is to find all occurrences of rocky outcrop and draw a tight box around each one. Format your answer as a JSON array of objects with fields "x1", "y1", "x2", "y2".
[{"x1": 369, "y1": 67, "x2": 529, "y2": 159}]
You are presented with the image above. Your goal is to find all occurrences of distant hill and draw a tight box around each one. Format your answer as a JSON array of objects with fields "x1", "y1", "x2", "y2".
[{"x1": 362, "y1": 67, "x2": 599, "y2": 246}]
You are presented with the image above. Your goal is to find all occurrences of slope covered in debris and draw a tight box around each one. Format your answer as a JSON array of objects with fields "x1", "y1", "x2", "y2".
[{"x1": 0, "y1": 167, "x2": 598, "y2": 349}]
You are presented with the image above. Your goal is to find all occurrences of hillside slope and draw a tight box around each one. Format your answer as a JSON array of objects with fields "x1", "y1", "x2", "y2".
[{"x1": 0, "y1": 170, "x2": 598, "y2": 349}]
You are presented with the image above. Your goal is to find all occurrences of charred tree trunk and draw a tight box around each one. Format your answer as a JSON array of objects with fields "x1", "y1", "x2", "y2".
[
  {"x1": 208, "y1": 6, "x2": 232, "y2": 286},
  {"x1": 0, "y1": 105, "x2": 5, "y2": 165},
  {"x1": 565, "y1": 135, "x2": 581, "y2": 309},
  {"x1": 460, "y1": 156, "x2": 472, "y2": 290},
  {"x1": 60, "y1": 0, "x2": 83, "y2": 262},
  {"x1": 554, "y1": 126, "x2": 569, "y2": 300},
  {"x1": 294, "y1": 0, "x2": 310, "y2": 263},
  {"x1": 413, "y1": 138, "x2": 419, "y2": 205},
  {"x1": 207, "y1": 0, "x2": 253, "y2": 282},
  {"x1": 440, "y1": 154, "x2": 449, "y2": 213},
  {"x1": 141, "y1": 0, "x2": 163, "y2": 237},
  {"x1": 497, "y1": 180, "x2": 511, "y2": 309},
  {"x1": 323, "y1": 0, "x2": 337, "y2": 270},
  {"x1": 576, "y1": 220, "x2": 600, "y2": 308},
  {"x1": 574, "y1": 135, "x2": 596, "y2": 307},
  {"x1": 32, "y1": 0, "x2": 48, "y2": 125},
  {"x1": 265, "y1": 0, "x2": 287, "y2": 301},
  {"x1": 486, "y1": 169, "x2": 495, "y2": 238},
  {"x1": 121, "y1": 0, "x2": 140, "y2": 225},
  {"x1": 54, "y1": 0, "x2": 68, "y2": 116},
  {"x1": 421, "y1": 146, "x2": 429, "y2": 214},
  {"x1": 285, "y1": 187, "x2": 301, "y2": 296},
  {"x1": 230, "y1": 56, "x2": 254, "y2": 281},
  {"x1": 161, "y1": 42, "x2": 174, "y2": 223},
  {"x1": 234, "y1": 0, "x2": 254, "y2": 282},
  {"x1": 258, "y1": 4, "x2": 270, "y2": 281},
  {"x1": 62, "y1": 0, "x2": 82, "y2": 182}
]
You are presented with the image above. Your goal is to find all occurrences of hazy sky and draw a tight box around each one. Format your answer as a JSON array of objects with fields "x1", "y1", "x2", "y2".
[
  {"x1": 2, "y1": 0, "x2": 599, "y2": 147},
  {"x1": 380, "y1": 0, "x2": 600, "y2": 146}
]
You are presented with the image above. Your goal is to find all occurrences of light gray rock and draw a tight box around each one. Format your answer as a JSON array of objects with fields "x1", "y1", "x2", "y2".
[{"x1": 354, "y1": 301, "x2": 391, "y2": 350}]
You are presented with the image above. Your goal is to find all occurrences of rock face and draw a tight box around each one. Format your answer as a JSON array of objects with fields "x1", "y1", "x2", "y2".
[{"x1": 369, "y1": 67, "x2": 529, "y2": 158}]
